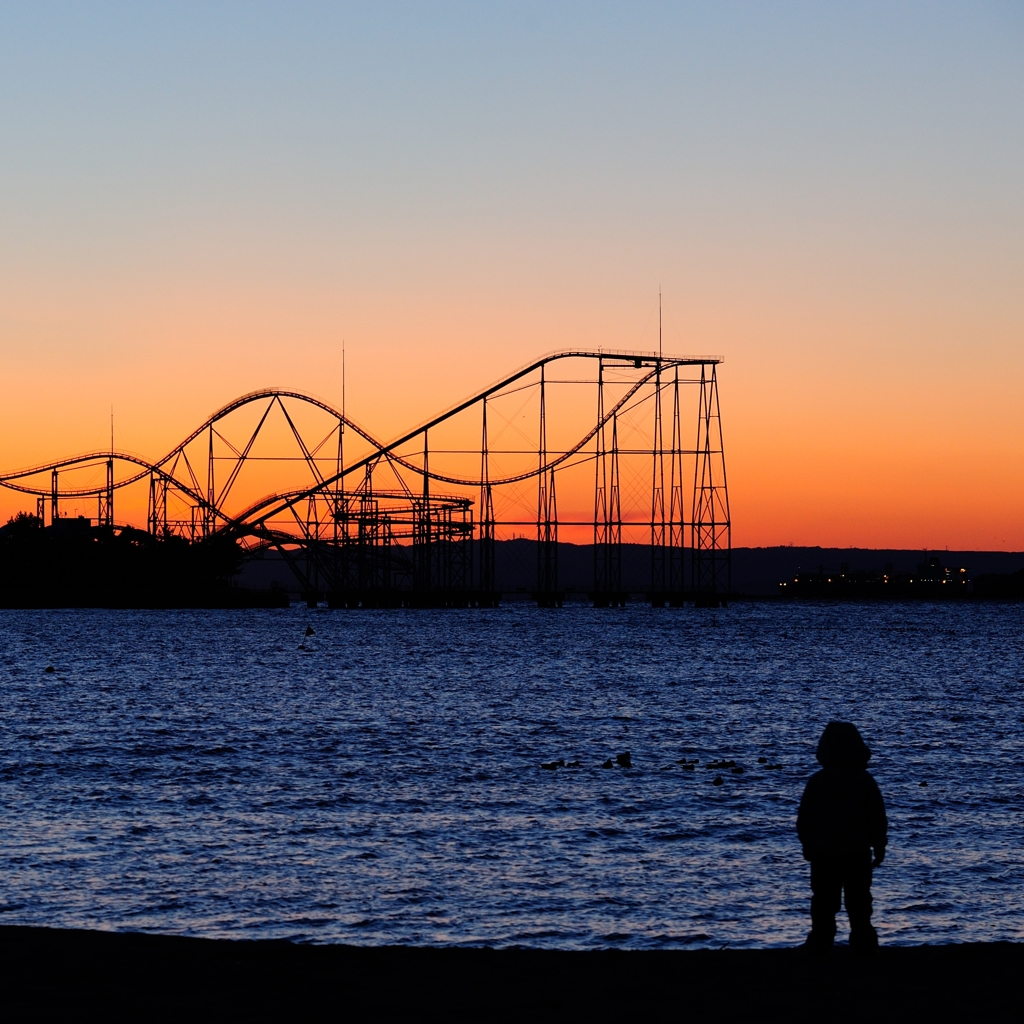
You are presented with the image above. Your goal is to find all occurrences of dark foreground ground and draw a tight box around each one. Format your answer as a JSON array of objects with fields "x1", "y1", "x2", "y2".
[{"x1": 0, "y1": 927, "x2": 1018, "y2": 1021}]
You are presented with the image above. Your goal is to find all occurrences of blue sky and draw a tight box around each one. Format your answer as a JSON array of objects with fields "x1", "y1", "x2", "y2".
[{"x1": 1, "y1": 3, "x2": 1022, "y2": 545}]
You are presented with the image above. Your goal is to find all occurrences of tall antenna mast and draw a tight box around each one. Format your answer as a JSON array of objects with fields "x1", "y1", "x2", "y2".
[
  {"x1": 659, "y1": 287, "x2": 662, "y2": 360},
  {"x1": 110, "y1": 406, "x2": 114, "y2": 454},
  {"x1": 336, "y1": 339, "x2": 345, "y2": 515}
]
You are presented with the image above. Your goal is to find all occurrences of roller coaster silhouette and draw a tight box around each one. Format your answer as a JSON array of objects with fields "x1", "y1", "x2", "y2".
[{"x1": 0, "y1": 350, "x2": 730, "y2": 608}]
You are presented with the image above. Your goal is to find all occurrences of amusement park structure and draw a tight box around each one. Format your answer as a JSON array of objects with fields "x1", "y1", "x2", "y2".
[{"x1": 0, "y1": 350, "x2": 730, "y2": 607}]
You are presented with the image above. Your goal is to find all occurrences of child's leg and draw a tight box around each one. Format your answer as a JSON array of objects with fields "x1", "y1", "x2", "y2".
[
  {"x1": 808, "y1": 859, "x2": 841, "y2": 947},
  {"x1": 844, "y1": 861, "x2": 877, "y2": 950}
]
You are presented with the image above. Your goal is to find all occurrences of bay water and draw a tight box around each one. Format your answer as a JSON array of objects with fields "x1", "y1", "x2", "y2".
[{"x1": 0, "y1": 602, "x2": 1021, "y2": 947}]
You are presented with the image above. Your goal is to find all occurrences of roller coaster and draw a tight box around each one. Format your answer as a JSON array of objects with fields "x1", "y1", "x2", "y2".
[{"x1": 0, "y1": 350, "x2": 730, "y2": 607}]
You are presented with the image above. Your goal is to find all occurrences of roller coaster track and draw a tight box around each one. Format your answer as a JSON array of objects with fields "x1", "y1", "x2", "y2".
[
  {"x1": 0, "y1": 349, "x2": 731, "y2": 603},
  {"x1": 0, "y1": 349, "x2": 716, "y2": 507}
]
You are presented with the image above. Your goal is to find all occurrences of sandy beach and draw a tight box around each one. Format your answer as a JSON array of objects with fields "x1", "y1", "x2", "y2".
[{"x1": 0, "y1": 926, "x2": 1017, "y2": 1020}]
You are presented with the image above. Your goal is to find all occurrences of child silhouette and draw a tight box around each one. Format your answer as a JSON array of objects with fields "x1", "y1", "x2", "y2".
[{"x1": 797, "y1": 721, "x2": 888, "y2": 950}]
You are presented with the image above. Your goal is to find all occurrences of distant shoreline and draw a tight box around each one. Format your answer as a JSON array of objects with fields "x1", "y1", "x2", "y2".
[
  {"x1": 239, "y1": 541, "x2": 1024, "y2": 599},
  {"x1": 0, "y1": 925, "x2": 1017, "y2": 1019}
]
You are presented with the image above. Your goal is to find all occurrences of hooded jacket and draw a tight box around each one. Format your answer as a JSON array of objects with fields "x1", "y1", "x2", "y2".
[{"x1": 797, "y1": 722, "x2": 887, "y2": 861}]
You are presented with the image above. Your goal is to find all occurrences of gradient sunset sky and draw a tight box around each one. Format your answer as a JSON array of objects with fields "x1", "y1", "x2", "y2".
[{"x1": 1, "y1": 2, "x2": 1022, "y2": 548}]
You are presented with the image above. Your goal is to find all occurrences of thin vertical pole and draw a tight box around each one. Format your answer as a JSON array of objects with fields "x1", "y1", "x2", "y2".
[
  {"x1": 420, "y1": 430, "x2": 430, "y2": 593},
  {"x1": 328, "y1": 343, "x2": 346, "y2": 599},
  {"x1": 535, "y1": 364, "x2": 558, "y2": 604},
  {"x1": 669, "y1": 366, "x2": 684, "y2": 597},
  {"x1": 692, "y1": 364, "x2": 706, "y2": 598},
  {"x1": 207, "y1": 424, "x2": 215, "y2": 537},
  {"x1": 610, "y1": 410, "x2": 622, "y2": 602},
  {"x1": 547, "y1": 465, "x2": 558, "y2": 599},
  {"x1": 711, "y1": 365, "x2": 732, "y2": 595},
  {"x1": 480, "y1": 396, "x2": 495, "y2": 598},
  {"x1": 651, "y1": 357, "x2": 665, "y2": 601},
  {"x1": 107, "y1": 408, "x2": 114, "y2": 527},
  {"x1": 338, "y1": 340, "x2": 345, "y2": 536},
  {"x1": 105, "y1": 459, "x2": 113, "y2": 527},
  {"x1": 593, "y1": 358, "x2": 606, "y2": 599},
  {"x1": 537, "y1": 366, "x2": 547, "y2": 600},
  {"x1": 335, "y1": 420, "x2": 344, "y2": 538}
]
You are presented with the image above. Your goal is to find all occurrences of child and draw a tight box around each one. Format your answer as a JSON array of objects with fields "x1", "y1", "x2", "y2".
[{"x1": 797, "y1": 721, "x2": 888, "y2": 950}]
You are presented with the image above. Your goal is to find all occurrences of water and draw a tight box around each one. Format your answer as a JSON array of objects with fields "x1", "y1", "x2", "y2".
[{"x1": 0, "y1": 602, "x2": 1021, "y2": 948}]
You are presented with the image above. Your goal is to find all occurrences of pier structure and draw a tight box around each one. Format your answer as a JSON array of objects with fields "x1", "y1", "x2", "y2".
[{"x1": 0, "y1": 350, "x2": 730, "y2": 606}]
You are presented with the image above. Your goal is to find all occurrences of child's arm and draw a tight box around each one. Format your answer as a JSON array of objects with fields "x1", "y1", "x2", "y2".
[{"x1": 796, "y1": 776, "x2": 819, "y2": 860}]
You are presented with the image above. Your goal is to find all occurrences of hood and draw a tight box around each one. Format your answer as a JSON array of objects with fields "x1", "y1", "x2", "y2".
[{"x1": 816, "y1": 720, "x2": 871, "y2": 769}]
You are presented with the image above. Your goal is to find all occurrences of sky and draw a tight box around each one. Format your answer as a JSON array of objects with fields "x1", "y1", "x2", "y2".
[{"x1": 1, "y1": 2, "x2": 1022, "y2": 548}]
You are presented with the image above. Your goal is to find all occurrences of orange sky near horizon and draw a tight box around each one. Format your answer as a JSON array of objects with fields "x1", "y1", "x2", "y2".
[
  {"x1": 1, "y1": 5, "x2": 1022, "y2": 550},
  {"x1": 2, "y1": 269, "x2": 1021, "y2": 551}
]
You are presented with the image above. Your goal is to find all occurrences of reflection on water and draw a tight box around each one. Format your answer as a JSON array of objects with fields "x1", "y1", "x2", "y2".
[{"x1": 0, "y1": 602, "x2": 1021, "y2": 947}]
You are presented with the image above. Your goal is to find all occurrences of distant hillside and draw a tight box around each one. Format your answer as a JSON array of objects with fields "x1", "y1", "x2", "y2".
[{"x1": 237, "y1": 541, "x2": 1024, "y2": 597}]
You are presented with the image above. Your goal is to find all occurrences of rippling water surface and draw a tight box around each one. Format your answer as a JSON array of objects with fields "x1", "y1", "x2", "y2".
[{"x1": 0, "y1": 602, "x2": 1022, "y2": 947}]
